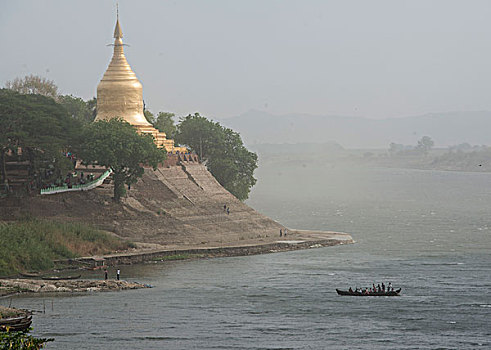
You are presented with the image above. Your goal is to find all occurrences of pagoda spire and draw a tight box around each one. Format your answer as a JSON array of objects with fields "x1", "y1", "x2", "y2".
[
  {"x1": 114, "y1": 4, "x2": 123, "y2": 39},
  {"x1": 95, "y1": 7, "x2": 151, "y2": 126}
]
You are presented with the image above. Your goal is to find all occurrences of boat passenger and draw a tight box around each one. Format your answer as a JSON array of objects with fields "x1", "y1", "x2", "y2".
[
  {"x1": 382, "y1": 282, "x2": 385, "y2": 291},
  {"x1": 349, "y1": 287, "x2": 353, "y2": 293}
]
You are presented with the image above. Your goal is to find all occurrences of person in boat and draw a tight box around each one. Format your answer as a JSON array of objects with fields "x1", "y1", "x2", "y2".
[
  {"x1": 349, "y1": 287, "x2": 353, "y2": 293},
  {"x1": 377, "y1": 284, "x2": 381, "y2": 292},
  {"x1": 388, "y1": 282, "x2": 392, "y2": 291},
  {"x1": 382, "y1": 282, "x2": 385, "y2": 291}
]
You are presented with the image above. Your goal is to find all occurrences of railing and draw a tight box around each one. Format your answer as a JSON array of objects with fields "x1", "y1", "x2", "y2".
[{"x1": 40, "y1": 169, "x2": 112, "y2": 195}]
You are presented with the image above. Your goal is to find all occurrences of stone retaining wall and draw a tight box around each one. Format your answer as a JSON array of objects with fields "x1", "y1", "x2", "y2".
[{"x1": 58, "y1": 238, "x2": 352, "y2": 268}]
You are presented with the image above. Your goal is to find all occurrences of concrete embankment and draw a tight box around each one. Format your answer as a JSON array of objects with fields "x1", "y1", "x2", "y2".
[
  {"x1": 57, "y1": 230, "x2": 354, "y2": 268},
  {"x1": 0, "y1": 279, "x2": 149, "y2": 295}
]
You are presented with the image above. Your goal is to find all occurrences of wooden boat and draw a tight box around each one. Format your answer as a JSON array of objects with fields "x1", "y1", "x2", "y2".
[
  {"x1": 41, "y1": 274, "x2": 81, "y2": 281},
  {"x1": 336, "y1": 288, "x2": 401, "y2": 296},
  {"x1": 19, "y1": 272, "x2": 41, "y2": 278},
  {"x1": 0, "y1": 313, "x2": 32, "y2": 332}
]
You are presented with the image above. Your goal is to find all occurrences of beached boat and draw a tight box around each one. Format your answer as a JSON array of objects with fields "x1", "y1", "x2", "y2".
[
  {"x1": 19, "y1": 272, "x2": 41, "y2": 278},
  {"x1": 0, "y1": 313, "x2": 32, "y2": 332},
  {"x1": 41, "y1": 274, "x2": 81, "y2": 281},
  {"x1": 336, "y1": 288, "x2": 401, "y2": 296}
]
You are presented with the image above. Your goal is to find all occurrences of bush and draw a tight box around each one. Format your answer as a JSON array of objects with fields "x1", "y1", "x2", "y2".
[
  {"x1": 0, "y1": 328, "x2": 53, "y2": 349},
  {"x1": 0, "y1": 219, "x2": 132, "y2": 277}
]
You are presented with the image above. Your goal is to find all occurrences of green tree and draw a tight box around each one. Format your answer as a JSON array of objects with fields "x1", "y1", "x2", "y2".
[
  {"x1": 79, "y1": 119, "x2": 166, "y2": 201},
  {"x1": 388, "y1": 142, "x2": 404, "y2": 156},
  {"x1": 86, "y1": 97, "x2": 97, "y2": 121},
  {"x1": 153, "y1": 112, "x2": 177, "y2": 139},
  {"x1": 416, "y1": 136, "x2": 434, "y2": 155},
  {"x1": 0, "y1": 89, "x2": 79, "y2": 193},
  {"x1": 58, "y1": 94, "x2": 95, "y2": 124},
  {"x1": 143, "y1": 109, "x2": 155, "y2": 124},
  {"x1": 175, "y1": 113, "x2": 258, "y2": 200},
  {"x1": 5, "y1": 74, "x2": 59, "y2": 100}
]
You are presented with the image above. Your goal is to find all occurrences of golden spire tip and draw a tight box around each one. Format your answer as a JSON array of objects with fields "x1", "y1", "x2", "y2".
[{"x1": 114, "y1": 4, "x2": 123, "y2": 39}]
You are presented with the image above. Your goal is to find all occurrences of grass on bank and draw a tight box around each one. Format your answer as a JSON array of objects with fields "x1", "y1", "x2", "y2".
[{"x1": 0, "y1": 219, "x2": 134, "y2": 277}]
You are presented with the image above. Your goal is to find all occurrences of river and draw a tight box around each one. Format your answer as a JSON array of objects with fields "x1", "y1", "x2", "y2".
[{"x1": 2, "y1": 161, "x2": 490, "y2": 349}]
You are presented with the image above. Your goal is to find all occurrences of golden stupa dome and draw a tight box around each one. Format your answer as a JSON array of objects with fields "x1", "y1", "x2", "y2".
[{"x1": 95, "y1": 15, "x2": 151, "y2": 126}]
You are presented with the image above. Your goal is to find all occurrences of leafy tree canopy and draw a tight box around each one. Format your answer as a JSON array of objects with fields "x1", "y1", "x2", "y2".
[
  {"x1": 0, "y1": 89, "x2": 80, "y2": 191},
  {"x1": 58, "y1": 94, "x2": 95, "y2": 124},
  {"x1": 416, "y1": 136, "x2": 434, "y2": 155},
  {"x1": 143, "y1": 109, "x2": 155, "y2": 124},
  {"x1": 0, "y1": 89, "x2": 78, "y2": 153},
  {"x1": 78, "y1": 119, "x2": 166, "y2": 201},
  {"x1": 86, "y1": 97, "x2": 97, "y2": 121},
  {"x1": 153, "y1": 112, "x2": 177, "y2": 140},
  {"x1": 175, "y1": 113, "x2": 257, "y2": 201},
  {"x1": 5, "y1": 74, "x2": 59, "y2": 100}
]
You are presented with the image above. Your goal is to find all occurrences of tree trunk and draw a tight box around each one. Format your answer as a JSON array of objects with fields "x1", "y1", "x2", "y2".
[
  {"x1": 112, "y1": 172, "x2": 126, "y2": 202},
  {"x1": 0, "y1": 148, "x2": 7, "y2": 189}
]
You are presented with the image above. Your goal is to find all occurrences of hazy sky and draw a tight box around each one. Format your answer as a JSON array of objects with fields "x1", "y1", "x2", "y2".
[{"x1": 1, "y1": 0, "x2": 491, "y2": 119}]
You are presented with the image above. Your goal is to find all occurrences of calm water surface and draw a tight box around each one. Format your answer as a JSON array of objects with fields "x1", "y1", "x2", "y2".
[{"x1": 3, "y1": 163, "x2": 491, "y2": 349}]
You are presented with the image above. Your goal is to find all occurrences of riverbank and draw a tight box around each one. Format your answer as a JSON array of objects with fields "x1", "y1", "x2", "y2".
[
  {"x1": 0, "y1": 219, "x2": 134, "y2": 277},
  {"x1": 0, "y1": 279, "x2": 150, "y2": 296},
  {"x1": 56, "y1": 230, "x2": 354, "y2": 268}
]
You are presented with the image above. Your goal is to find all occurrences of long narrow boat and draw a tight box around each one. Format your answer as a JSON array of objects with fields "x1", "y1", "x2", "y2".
[
  {"x1": 336, "y1": 288, "x2": 401, "y2": 296},
  {"x1": 41, "y1": 274, "x2": 81, "y2": 281},
  {"x1": 19, "y1": 272, "x2": 41, "y2": 278}
]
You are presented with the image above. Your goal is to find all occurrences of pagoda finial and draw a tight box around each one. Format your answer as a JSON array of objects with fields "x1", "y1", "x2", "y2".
[{"x1": 114, "y1": 4, "x2": 123, "y2": 39}]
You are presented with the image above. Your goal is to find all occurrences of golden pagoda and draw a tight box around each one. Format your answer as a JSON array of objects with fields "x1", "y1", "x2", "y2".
[{"x1": 95, "y1": 11, "x2": 183, "y2": 152}]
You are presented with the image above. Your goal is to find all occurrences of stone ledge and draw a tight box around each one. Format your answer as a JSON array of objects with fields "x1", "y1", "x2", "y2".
[{"x1": 57, "y1": 233, "x2": 354, "y2": 268}]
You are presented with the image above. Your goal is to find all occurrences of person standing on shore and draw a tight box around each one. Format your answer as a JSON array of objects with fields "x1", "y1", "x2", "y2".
[
  {"x1": 104, "y1": 269, "x2": 108, "y2": 280},
  {"x1": 117, "y1": 269, "x2": 120, "y2": 281},
  {"x1": 280, "y1": 229, "x2": 283, "y2": 237}
]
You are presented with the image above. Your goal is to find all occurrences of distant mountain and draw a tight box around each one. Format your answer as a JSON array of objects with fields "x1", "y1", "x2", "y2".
[{"x1": 217, "y1": 110, "x2": 491, "y2": 149}]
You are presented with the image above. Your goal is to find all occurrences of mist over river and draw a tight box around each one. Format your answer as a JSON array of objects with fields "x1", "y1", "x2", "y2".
[{"x1": 3, "y1": 161, "x2": 490, "y2": 349}]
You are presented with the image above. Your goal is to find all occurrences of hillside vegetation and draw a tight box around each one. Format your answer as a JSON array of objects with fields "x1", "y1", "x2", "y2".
[{"x1": 0, "y1": 219, "x2": 133, "y2": 277}]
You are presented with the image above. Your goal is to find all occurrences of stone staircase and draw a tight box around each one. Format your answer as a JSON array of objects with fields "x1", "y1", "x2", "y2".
[
  {"x1": 102, "y1": 162, "x2": 284, "y2": 244},
  {"x1": 4, "y1": 160, "x2": 30, "y2": 192},
  {"x1": 0, "y1": 162, "x2": 283, "y2": 246}
]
